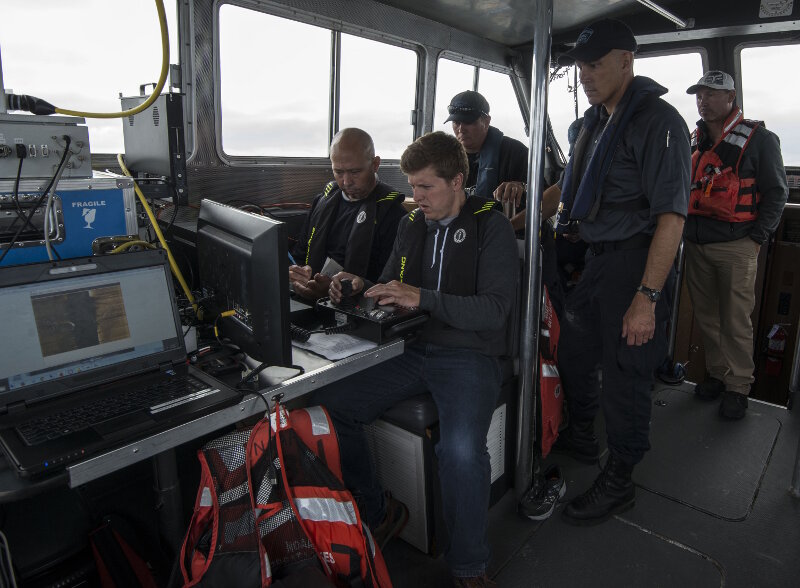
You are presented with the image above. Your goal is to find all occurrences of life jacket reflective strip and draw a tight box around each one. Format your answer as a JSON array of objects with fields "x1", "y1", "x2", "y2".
[
  {"x1": 179, "y1": 405, "x2": 392, "y2": 587},
  {"x1": 689, "y1": 109, "x2": 762, "y2": 222},
  {"x1": 271, "y1": 405, "x2": 391, "y2": 587}
]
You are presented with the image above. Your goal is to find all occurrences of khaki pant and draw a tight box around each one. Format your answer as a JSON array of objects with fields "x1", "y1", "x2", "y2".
[{"x1": 684, "y1": 238, "x2": 759, "y2": 395}]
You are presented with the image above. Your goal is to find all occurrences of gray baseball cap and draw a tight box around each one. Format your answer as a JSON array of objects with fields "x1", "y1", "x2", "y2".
[{"x1": 686, "y1": 70, "x2": 735, "y2": 94}]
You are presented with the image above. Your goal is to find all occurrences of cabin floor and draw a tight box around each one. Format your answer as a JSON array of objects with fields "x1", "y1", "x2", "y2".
[{"x1": 383, "y1": 381, "x2": 800, "y2": 587}]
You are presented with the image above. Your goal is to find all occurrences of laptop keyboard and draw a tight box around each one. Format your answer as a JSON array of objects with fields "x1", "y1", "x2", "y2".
[{"x1": 16, "y1": 374, "x2": 216, "y2": 447}]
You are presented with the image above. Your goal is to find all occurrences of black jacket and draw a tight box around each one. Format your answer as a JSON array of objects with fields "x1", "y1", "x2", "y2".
[
  {"x1": 380, "y1": 196, "x2": 518, "y2": 356},
  {"x1": 293, "y1": 180, "x2": 406, "y2": 281}
]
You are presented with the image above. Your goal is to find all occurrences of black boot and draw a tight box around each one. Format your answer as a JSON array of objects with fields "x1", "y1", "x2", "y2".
[
  {"x1": 562, "y1": 454, "x2": 635, "y2": 525},
  {"x1": 551, "y1": 420, "x2": 600, "y2": 463}
]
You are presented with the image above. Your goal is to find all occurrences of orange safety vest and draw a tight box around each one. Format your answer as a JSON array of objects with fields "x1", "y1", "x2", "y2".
[
  {"x1": 180, "y1": 404, "x2": 392, "y2": 588},
  {"x1": 689, "y1": 108, "x2": 762, "y2": 223}
]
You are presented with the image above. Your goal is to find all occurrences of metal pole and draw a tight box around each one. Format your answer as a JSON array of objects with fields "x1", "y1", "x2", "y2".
[
  {"x1": 329, "y1": 31, "x2": 341, "y2": 144},
  {"x1": 153, "y1": 449, "x2": 186, "y2": 554},
  {"x1": 790, "y1": 318, "x2": 800, "y2": 499},
  {"x1": 667, "y1": 239, "x2": 685, "y2": 359},
  {"x1": 0, "y1": 45, "x2": 7, "y2": 114},
  {"x1": 791, "y1": 430, "x2": 800, "y2": 499},
  {"x1": 635, "y1": 0, "x2": 688, "y2": 28},
  {"x1": 515, "y1": 0, "x2": 553, "y2": 500}
]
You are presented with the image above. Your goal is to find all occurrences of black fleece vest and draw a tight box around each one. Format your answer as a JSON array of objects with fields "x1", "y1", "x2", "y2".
[
  {"x1": 303, "y1": 181, "x2": 403, "y2": 276},
  {"x1": 392, "y1": 196, "x2": 499, "y2": 294}
]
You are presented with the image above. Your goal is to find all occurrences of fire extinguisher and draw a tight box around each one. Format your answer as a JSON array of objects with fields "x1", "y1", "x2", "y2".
[{"x1": 765, "y1": 324, "x2": 788, "y2": 377}]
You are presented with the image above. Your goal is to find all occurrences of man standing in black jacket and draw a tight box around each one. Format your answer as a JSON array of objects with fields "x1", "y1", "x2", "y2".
[
  {"x1": 316, "y1": 132, "x2": 518, "y2": 588},
  {"x1": 552, "y1": 19, "x2": 690, "y2": 525},
  {"x1": 289, "y1": 128, "x2": 406, "y2": 300}
]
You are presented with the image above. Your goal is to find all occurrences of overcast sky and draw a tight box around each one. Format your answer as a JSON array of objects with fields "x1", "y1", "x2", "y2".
[{"x1": 2, "y1": 1, "x2": 798, "y2": 165}]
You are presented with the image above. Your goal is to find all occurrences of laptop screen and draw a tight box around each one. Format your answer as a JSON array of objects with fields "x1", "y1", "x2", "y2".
[{"x1": 0, "y1": 264, "x2": 181, "y2": 399}]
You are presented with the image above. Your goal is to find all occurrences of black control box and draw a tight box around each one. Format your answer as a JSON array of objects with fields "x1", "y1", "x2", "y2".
[{"x1": 316, "y1": 295, "x2": 428, "y2": 344}]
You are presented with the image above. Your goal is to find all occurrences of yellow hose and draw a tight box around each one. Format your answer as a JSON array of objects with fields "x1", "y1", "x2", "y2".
[
  {"x1": 109, "y1": 240, "x2": 157, "y2": 253},
  {"x1": 55, "y1": 0, "x2": 169, "y2": 119},
  {"x1": 117, "y1": 154, "x2": 198, "y2": 316}
]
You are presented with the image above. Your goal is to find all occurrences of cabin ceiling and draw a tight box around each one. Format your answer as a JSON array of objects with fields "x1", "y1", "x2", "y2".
[{"x1": 374, "y1": 0, "x2": 800, "y2": 47}]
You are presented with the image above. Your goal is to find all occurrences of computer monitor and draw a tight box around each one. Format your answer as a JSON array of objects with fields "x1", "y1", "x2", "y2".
[{"x1": 197, "y1": 199, "x2": 291, "y2": 367}]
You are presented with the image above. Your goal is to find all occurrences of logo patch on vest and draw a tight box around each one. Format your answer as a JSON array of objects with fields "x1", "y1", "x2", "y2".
[
  {"x1": 356, "y1": 211, "x2": 367, "y2": 224},
  {"x1": 454, "y1": 228, "x2": 466, "y2": 243}
]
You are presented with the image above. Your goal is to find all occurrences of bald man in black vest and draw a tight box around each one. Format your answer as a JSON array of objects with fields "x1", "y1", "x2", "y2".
[{"x1": 290, "y1": 128, "x2": 407, "y2": 300}]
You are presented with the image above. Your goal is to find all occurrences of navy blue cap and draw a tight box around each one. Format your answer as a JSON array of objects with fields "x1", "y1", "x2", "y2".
[
  {"x1": 444, "y1": 91, "x2": 490, "y2": 124},
  {"x1": 558, "y1": 19, "x2": 638, "y2": 65}
]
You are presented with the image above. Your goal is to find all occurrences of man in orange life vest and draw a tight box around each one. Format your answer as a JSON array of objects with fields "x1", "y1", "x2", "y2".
[{"x1": 684, "y1": 70, "x2": 788, "y2": 419}]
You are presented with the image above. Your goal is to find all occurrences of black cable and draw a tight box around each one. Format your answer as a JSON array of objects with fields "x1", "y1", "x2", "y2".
[
  {"x1": 10, "y1": 155, "x2": 25, "y2": 227},
  {"x1": 289, "y1": 323, "x2": 313, "y2": 343},
  {"x1": 573, "y1": 65, "x2": 579, "y2": 120},
  {"x1": 0, "y1": 136, "x2": 71, "y2": 265},
  {"x1": 237, "y1": 360, "x2": 305, "y2": 391},
  {"x1": 235, "y1": 361, "x2": 272, "y2": 389},
  {"x1": 311, "y1": 322, "x2": 357, "y2": 336}
]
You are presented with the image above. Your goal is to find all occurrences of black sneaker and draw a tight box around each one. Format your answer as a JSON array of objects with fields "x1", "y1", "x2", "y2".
[
  {"x1": 719, "y1": 390, "x2": 748, "y2": 419},
  {"x1": 518, "y1": 465, "x2": 566, "y2": 521},
  {"x1": 694, "y1": 377, "x2": 724, "y2": 400},
  {"x1": 370, "y1": 494, "x2": 409, "y2": 551}
]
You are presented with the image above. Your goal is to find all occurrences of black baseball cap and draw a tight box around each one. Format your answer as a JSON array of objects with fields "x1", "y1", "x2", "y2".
[
  {"x1": 444, "y1": 90, "x2": 490, "y2": 124},
  {"x1": 558, "y1": 19, "x2": 638, "y2": 65}
]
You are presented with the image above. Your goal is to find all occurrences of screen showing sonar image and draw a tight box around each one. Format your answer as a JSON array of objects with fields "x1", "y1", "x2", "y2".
[{"x1": 31, "y1": 284, "x2": 130, "y2": 358}]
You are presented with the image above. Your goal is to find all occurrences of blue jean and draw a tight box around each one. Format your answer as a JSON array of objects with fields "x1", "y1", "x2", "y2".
[{"x1": 311, "y1": 342, "x2": 502, "y2": 577}]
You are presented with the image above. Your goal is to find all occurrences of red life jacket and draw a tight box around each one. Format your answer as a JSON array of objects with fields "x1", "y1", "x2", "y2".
[
  {"x1": 179, "y1": 404, "x2": 393, "y2": 588},
  {"x1": 539, "y1": 285, "x2": 563, "y2": 458},
  {"x1": 689, "y1": 107, "x2": 762, "y2": 223}
]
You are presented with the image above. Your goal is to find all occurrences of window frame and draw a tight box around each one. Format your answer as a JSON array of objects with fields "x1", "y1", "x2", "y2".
[
  {"x1": 214, "y1": 0, "x2": 423, "y2": 166},
  {"x1": 735, "y1": 38, "x2": 799, "y2": 111}
]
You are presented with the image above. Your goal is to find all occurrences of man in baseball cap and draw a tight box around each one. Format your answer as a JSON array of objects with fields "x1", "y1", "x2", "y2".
[
  {"x1": 682, "y1": 69, "x2": 788, "y2": 420},
  {"x1": 551, "y1": 17, "x2": 692, "y2": 527},
  {"x1": 444, "y1": 90, "x2": 529, "y2": 230}
]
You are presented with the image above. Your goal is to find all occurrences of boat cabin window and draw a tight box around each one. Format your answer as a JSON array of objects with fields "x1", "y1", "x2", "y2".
[
  {"x1": 434, "y1": 57, "x2": 527, "y2": 144},
  {"x1": 219, "y1": 6, "x2": 331, "y2": 157},
  {"x1": 339, "y1": 35, "x2": 418, "y2": 158},
  {"x1": 740, "y1": 43, "x2": 800, "y2": 165},
  {"x1": 547, "y1": 52, "x2": 704, "y2": 153},
  {"x1": 219, "y1": 4, "x2": 419, "y2": 159},
  {"x1": 634, "y1": 52, "x2": 705, "y2": 132}
]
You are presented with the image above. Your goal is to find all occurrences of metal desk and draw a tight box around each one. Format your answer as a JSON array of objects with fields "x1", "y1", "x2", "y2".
[{"x1": 0, "y1": 339, "x2": 404, "y2": 498}]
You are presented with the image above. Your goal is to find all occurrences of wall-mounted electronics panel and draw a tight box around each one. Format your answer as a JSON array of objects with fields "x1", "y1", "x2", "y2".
[{"x1": 0, "y1": 114, "x2": 92, "y2": 180}]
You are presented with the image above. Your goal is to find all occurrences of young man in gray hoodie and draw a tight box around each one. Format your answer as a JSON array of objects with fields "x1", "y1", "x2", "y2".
[{"x1": 316, "y1": 131, "x2": 518, "y2": 588}]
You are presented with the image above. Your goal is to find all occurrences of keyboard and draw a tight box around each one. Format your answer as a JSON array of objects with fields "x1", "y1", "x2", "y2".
[{"x1": 16, "y1": 374, "x2": 215, "y2": 446}]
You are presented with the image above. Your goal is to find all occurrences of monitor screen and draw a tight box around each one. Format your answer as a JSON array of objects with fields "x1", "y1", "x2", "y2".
[{"x1": 197, "y1": 199, "x2": 291, "y2": 367}]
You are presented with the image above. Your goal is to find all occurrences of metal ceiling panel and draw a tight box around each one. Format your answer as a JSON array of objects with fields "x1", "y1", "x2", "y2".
[
  {"x1": 373, "y1": 0, "x2": 800, "y2": 46},
  {"x1": 376, "y1": 0, "x2": 659, "y2": 45}
]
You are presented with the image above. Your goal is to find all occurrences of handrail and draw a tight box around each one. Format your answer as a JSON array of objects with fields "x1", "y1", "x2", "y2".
[{"x1": 515, "y1": 0, "x2": 552, "y2": 499}]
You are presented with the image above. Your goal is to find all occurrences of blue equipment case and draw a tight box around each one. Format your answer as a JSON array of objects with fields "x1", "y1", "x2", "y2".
[{"x1": 0, "y1": 177, "x2": 138, "y2": 266}]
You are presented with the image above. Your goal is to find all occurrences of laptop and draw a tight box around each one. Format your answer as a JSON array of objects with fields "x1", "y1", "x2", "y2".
[{"x1": 0, "y1": 249, "x2": 242, "y2": 478}]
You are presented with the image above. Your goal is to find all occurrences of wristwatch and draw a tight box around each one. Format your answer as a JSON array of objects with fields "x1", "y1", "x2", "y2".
[{"x1": 636, "y1": 285, "x2": 661, "y2": 303}]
